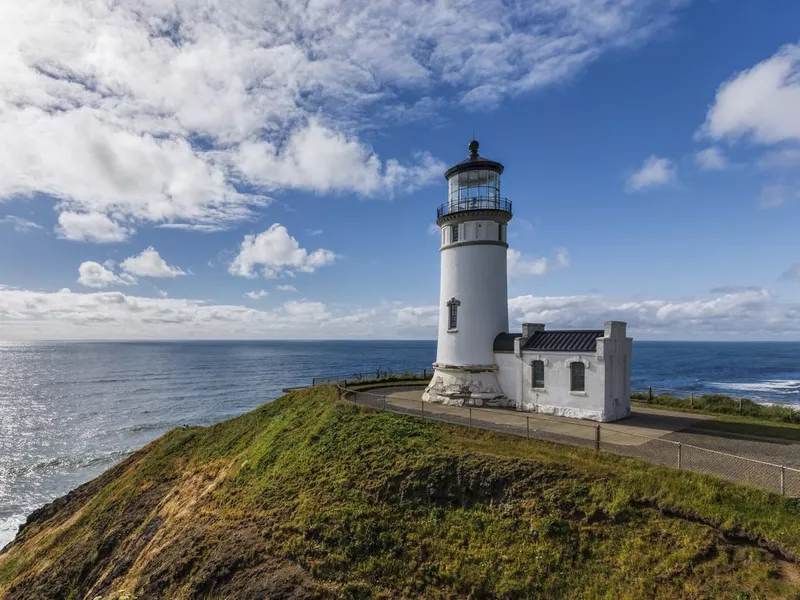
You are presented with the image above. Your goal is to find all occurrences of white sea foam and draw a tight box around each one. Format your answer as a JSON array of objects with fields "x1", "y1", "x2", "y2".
[
  {"x1": 708, "y1": 380, "x2": 800, "y2": 394},
  {"x1": 0, "y1": 515, "x2": 26, "y2": 550}
]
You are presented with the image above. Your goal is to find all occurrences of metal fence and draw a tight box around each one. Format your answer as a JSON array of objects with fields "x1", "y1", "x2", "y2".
[
  {"x1": 338, "y1": 384, "x2": 800, "y2": 497},
  {"x1": 312, "y1": 369, "x2": 430, "y2": 387}
]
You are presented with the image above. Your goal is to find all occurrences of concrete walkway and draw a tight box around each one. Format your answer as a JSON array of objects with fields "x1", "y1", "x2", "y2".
[{"x1": 381, "y1": 389, "x2": 713, "y2": 447}]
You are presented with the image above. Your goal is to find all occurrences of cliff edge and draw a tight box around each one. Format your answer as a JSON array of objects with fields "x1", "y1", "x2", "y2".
[{"x1": 1, "y1": 386, "x2": 799, "y2": 599}]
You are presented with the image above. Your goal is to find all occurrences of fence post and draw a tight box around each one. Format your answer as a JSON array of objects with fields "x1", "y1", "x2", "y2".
[
  {"x1": 469, "y1": 407, "x2": 473, "y2": 428},
  {"x1": 595, "y1": 424, "x2": 600, "y2": 451},
  {"x1": 648, "y1": 386, "x2": 653, "y2": 402},
  {"x1": 526, "y1": 416, "x2": 530, "y2": 440},
  {"x1": 678, "y1": 443, "x2": 682, "y2": 469},
  {"x1": 383, "y1": 395, "x2": 386, "y2": 411},
  {"x1": 690, "y1": 393, "x2": 694, "y2": 409},
  {"x1": 738, "y1": 397, "x2": 742, "y2": 413},
  {"x1": 423, "y1": 369, "x2": 427, "y2": 378},
  {"x1": 421, "y1": 400, "x2": 424, "y2": 416},
  {"x1": 781, "y1": 466, "x2": 786, "y2": 496}
]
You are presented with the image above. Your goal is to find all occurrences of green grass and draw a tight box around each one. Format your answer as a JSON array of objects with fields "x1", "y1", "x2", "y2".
[
  {"x1": 633, "y1": 391, "x2": 800, "y2": 425},
  {"x1": 2, "y1": 386, "x2": 799, "y2": 599}
]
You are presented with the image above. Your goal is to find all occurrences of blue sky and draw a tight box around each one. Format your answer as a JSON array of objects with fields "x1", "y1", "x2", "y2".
[{"x1": 1, "y1": 0, "x2": 800, "y2": 340}]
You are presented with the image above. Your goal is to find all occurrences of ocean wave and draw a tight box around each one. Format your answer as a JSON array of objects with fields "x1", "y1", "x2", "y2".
[
  {"x1": 708, "y1": 380, "x2": 800, "y2": 394},
  {"x1": 3, "y1": 450, "x2": 132, "y2": 478}
]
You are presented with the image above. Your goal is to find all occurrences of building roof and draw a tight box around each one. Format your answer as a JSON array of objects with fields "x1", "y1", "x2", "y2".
[
  {"x1": 493, "y1": 332, "x2": 522, "y2": 352},
  {"x1": 521, "y1": 330, "x2": 604, "y2": 353}
]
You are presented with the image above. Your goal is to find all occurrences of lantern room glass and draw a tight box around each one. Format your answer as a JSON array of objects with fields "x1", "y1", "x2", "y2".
[{"x1": 447, "y1": 169, "x2": 501, "y2": 209}]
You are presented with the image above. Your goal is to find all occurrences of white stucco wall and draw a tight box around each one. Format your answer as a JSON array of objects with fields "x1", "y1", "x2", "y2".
[
  {"x1": 518, "y1": 352, "x2": 606, "y2": 420},
  {"x1": 491, "y1": 321, "x2": 633, "y2": 422},
  {"x1": 435, "y1": 241, "x2": 508, "y2": 367},
  {"x1": 494, "y1": 352, "x2": 519, "y2": 404}
]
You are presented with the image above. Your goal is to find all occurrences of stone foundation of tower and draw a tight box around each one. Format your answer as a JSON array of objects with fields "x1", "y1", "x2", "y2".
[{"x1": 422, "y1": 363, "x2": 510, "y2": 408}]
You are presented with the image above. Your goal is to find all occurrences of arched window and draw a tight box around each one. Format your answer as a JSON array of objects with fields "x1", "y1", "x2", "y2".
[
  {"x1": 570, "y1": 362, "x2": 585, "y2": 392},
  {"x1": 447, "y1": 297, "x2": 460, "y2": 330},
  {"x1": 532, "y1": 360, "x2": 545, "y2": 389}
]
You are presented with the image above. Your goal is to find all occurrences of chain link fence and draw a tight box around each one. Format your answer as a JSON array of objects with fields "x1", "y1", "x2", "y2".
[{"x1": 338, "y1": 384, "x2": 800, "y2": 497}]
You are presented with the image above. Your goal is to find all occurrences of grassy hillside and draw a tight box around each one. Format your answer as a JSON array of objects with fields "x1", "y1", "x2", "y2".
[{"x1": 1, "y1": 386, "x2": 799, "y2": 599}]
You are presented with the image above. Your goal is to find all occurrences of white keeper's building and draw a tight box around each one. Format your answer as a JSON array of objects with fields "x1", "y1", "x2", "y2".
[{"x1": 422, "y1": 140, "x2": 633, "y2": 422}]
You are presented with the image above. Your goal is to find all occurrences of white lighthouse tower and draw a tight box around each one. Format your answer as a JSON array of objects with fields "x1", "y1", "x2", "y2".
[{"x1": 423, "y1": 140, "x2": 512, "y2": 407}]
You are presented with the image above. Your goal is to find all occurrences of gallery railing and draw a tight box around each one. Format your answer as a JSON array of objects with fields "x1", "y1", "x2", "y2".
[{"x1": 436, "y1": 197, "x2": 512, "y2": 220}]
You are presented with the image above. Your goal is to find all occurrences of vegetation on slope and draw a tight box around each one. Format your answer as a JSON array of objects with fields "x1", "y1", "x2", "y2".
[
  {"x1": 632, "y1": 391, "x2": 800, "y2": 424},
  {"x1": 1, "y1": 386, "x2": 799, "y2": 599}
]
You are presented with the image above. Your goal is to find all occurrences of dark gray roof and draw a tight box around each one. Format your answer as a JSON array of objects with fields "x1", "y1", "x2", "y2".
[
  {"x1": 493, "y1": 332, "x2": 522, "y2": 352},
  {"x1": 521, "y1": 330, "x2": 603, "y2": 353}
]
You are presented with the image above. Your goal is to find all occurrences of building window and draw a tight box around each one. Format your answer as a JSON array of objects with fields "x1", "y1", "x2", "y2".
[
  {"x1": 451, "y1": 224, "x2": 459, "y2": 243},
  {"x1": 498, "y1": 223, "x2": 505, "y2": 242},
  {"x1": 532, "y1": 360, "x2": 545, "y2": 389},
  {"x1": 570, "y1": 362, "x2": 585, "y2": 392},
  {"x1": 447, "y1": 297, "x2": 460, "y2": 330}
]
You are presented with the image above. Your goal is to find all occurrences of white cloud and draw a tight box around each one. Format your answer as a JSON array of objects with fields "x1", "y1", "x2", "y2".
[
  {"x1": 780, "y1": 265, "x2": 800, "y2": 282},
  {"x1": 394, "y1": 305, "x2": 439, "y2": 328},
  {"x1": 427, "y1": 223, "x2": 441, "y2": 236},
  {"x1": 56, "y1": 212, "x2": 131, "y2": 243},
  {"x1": 695, "y1": 147, "x2": 727, "y2": 171},
  {"x1": 757, "y1": 148, "x2": 800, "y2": 170},
  {"x1": 276, "y1": 285, "x2": 297, "y2": 292},
  {"x1": 77, "y1": 261, "x2": 136, "y2": 288},
  {"x1": 307, "y1": 229, "x2": 323, "y2": 236},
  {"x1": 626, "y1": 156, "x2": 676, "y2": 192},
  {"x1": 758, "y1": 185, "x2": 796, "y2": 210},
  {"x1": 120, "y1": 247, "x2": 186, "y2": 278},
  {"x1": 229, "y1": 224, "x2": 338, "y2": 278},
  {"x1": 3, "y1": 286, "x2": 800, "y2": 341},
  {"x1": 508, "y1": 248, "x2": 570, "y2": 277},
  {"x1": 245, "y1": 289, "x2": 269, "y2": 299},
  {"x1": 701, "y1": 44, "x2": 800, "y2": 144},
  {"x1": 0, "y1": 0, "x2": 690, "y2": 237},
  {"x1": 0, "y1": 215, "x2": 43, "y2": 232}
]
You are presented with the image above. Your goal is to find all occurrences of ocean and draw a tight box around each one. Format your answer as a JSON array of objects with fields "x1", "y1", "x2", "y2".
[{"x1": 2, "y1": 339, "x2": 800, "y2": 548}]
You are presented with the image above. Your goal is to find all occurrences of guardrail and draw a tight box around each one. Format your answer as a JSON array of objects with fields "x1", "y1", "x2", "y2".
[
  {"x1": 312, "y1": 368, "x2": 430, "y2": 387},
  {"x1": 337, "y1": 383, "x2": 800, "y2": 497},
  {"x1": 436, "y1": 197, "x2": 512, "y2": 220}
]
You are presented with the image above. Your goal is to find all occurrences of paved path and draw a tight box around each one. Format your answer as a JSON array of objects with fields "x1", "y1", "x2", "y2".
[{"x1": 377, "y1": 388, "x2": 713, "y2": 447}]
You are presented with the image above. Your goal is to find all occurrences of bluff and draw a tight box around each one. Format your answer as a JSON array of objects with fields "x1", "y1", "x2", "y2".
[{"x1": 1, "y1": 386, "x2": 799, "y2": 599}]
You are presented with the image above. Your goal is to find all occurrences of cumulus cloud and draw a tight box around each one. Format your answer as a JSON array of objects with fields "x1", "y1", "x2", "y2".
[
  {"x1": 276, "y1": 285, "x2": 298, "y2": 292},
  {"x1": 626, "y1": 156, "x2": 676, "y2": 192},
  {"x1": 508, "y1": 248, "x2": 570, "y2": 277},
  {"x1": 245, "y1": 289, "x2": 269, "y2": 299},
  {"x1": 0, "y1": 215, "x2": 43, "y2": 232},
  {"x1": 120, "y1": 247, "x2": 186, "y2": 278},
  {"x1": 701, "y1": 44, "x2": 800, "y2": 144},
  {"x1": 56, "y1": 212, "x2": 131, "y2": 243},
  {"x1": 0, "y1": 0, "x2": 690, "y2": 237},
  {"x1": 77, "y1": 261, "x2": 136, "y2": 288},
  {"x1": 695, "y1": 147, "x2": 727, "y2": 171},
  {"x1": 229, "y1": 224, "x2": 338, "y2": 278},
  {"x1": 2, "y1": 286, "x2": 799, "y2": 340}
]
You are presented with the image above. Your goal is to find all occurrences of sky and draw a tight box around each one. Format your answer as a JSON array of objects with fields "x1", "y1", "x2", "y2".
[{"x1": 1, "y1": 0, "x2": 800, "y2": 341}]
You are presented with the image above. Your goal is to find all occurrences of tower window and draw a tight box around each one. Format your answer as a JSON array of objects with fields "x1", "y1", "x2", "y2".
[
  {"x1": 451, "y1": 224, "x2": 459, "y2": 243},
  {"x1": 498, "y1": 223, "x2": 505, "y2": 242},
  {"x1": 446, "y1": 297, "x2": 460, "y2": 330},
  {"x1": 532, "y1": 360, "x2": 545, "y2": 389},
  {"x1": 570, "y1": 362, "x2": 586, "y2": 392}
]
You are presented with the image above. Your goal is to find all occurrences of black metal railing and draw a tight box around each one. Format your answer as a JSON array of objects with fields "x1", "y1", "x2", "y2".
[{"x1": 436, "y1": 197, "x2": 512, "y2": 220}]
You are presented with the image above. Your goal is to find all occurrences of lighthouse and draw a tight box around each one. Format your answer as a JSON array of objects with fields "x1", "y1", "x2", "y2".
[{"x1": 423, "y1": 140, "x2": 512, "y2": 407}]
